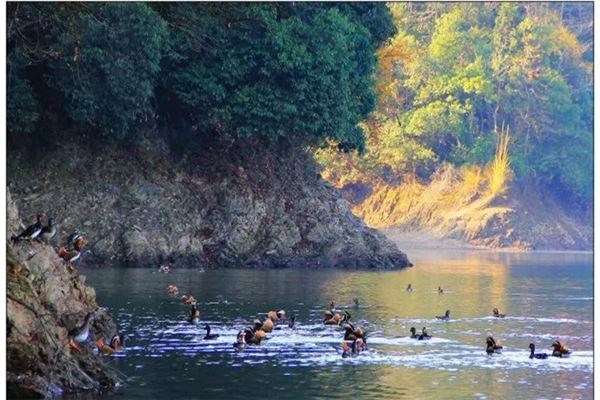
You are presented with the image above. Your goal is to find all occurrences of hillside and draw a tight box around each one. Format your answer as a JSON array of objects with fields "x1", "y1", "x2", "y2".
[{"x1": 337, "y1": 165, "x2": 592, "y2": 251}]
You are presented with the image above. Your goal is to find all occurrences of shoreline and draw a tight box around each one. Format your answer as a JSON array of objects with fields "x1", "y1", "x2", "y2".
[{"x1": 381, "y1": 228, "x2": 593, "y2": 254}]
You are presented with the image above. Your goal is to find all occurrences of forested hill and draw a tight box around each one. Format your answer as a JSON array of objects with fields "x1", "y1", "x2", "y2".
[
  {"x1": 317, "y1": 3, "x2": 593, "y2": 250},
  {"x1": 7, "y1": 3, "x2": 412, "y2": 269}
]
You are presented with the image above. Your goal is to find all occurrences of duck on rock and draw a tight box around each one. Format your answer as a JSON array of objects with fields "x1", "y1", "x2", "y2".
[
  {"x1": 39, "y1": 217, "x2": 57, "y2": 243},
  {"x1": 58, "y1": 236, "x2": 85, "y2": 271},
  {"x1": 68, "y1": 311, "x2": 96, "y2": 352},
  {"x1": 12, "y1": 213, "x2": 46, "y2": 242}
]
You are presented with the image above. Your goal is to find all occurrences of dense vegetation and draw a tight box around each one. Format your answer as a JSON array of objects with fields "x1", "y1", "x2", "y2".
[
  {"x1": 7, "y1": 2, "x2": 394, "y2": 152},
  {"x1": 318, "y1": 3, "x2": 592, "y2": 205}
]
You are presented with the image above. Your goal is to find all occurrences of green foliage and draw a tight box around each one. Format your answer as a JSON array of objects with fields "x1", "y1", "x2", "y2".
[
  {"x1": 7, "y1": 71, "x2": 39, "y2": 134},
  {"x1": 158, "y1": 3, "x2": 393, "y2": 151},
  {"x1": 8, "y1": 3, "x2": 394, "y2": 150},
  {"x1": 320, "y1": 3, "x2": 592, "y2": 201},
  {"x1": 50, "y1": 3, "x2": 167, "y2": 140}
]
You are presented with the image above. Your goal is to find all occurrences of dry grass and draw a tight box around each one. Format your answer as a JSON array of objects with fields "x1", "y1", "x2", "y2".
[{"x1": 486, "y1": 126, "x2": 511, "y2": 196}]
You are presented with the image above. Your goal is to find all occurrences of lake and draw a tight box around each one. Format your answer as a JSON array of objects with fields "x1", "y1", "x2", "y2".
[{"x1": 81, "y1": 250, "x2": 593, "y2": 399}]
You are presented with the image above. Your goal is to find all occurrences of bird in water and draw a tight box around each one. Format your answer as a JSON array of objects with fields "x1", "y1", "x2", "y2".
[
  {"x1": 341, "y1": 337, "x2": 366, "y2": 358},
  {"x1": 551, "y1": 340, "x2": 571, "y2": 358},
  {"x1": 12, "y1": 213, "x2": 46, "y2": 242},
  {"x1": 437, "y1": 286, "x2": 444, "y2": 295},
  {"x1": 188, "y1": 302, "x2": 200, "y2": 324},
  {"x1": 203, "y1": 324, "x2": 219, "y2": 340},
  {"x1": 436, "y1": 310, "x2": 450, "y2": 321},
  {"x1": 288, "y1": 314, "x2": 296, "y2": 328},
  {"x1": 39, "y1": 217, "x2": 57, "y2": 243},
  {"x1": 492, "y1": 308, "x2": 506, "y2": 318},
  {"x1": 353, "y1": 298, "x2": 360, "y2": 308},
  {"x1": 181, "y1": 294, "x2": 196, "y2": 304},
  {"x1": 233, "y1": 330, "x2": 246, "y2": 351},
  {"x1": 254, "y1": 317, "x2": 274, "y2": 333},
  {"x1": 486, "y1": 336, "x2": 503, "y2": 355},
  {"x1": 418, "y1": 327, "x2": 432, "y2": 340},
  {"x1": 409, "y1": 327, "x2": 419, "y2": 339},
  {"x1": 96, "y1": 334, "x2": 124, "y2": 355},
  {"x1": 158, "y1": 265, "x2": 170, "y2": 274},
  {"x1": 167, "y1": 285, "x2": 179, "y2": 295},
  {"x1": 529, "y1": 343, "x2": 549, "y2": 359},
  {"x1": 406, "y1": 283, "x2": 413, "y2": 292},
  {"x1": 68, "y1": 311, "x2": 96, "y2": 352}
]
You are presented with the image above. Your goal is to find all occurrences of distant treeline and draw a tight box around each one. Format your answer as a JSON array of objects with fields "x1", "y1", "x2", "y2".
[
  {"x1": 7, "y1": 3, "x2": 394, "y2": 152},
  {"x1": 318, "y1": 3, "x2": 593, "y2": 203}
]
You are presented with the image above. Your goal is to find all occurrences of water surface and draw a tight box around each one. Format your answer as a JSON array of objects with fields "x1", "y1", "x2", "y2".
[{"x1": 82, "y1": 250, "x2": 593, "y2": 399}]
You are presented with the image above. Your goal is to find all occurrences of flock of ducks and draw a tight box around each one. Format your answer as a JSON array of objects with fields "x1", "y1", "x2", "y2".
[
  {"x1": 10, "y1": 212, "x2": 115, "y2": 352},
  {"x1": 11, "y1": 212, "x2": 87, "y2": 270},
  {"x1": 162, "y1": 280, "x2": 574, "y2": 360}
]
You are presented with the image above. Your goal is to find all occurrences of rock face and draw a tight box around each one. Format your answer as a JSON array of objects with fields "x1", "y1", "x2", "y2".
[
  {"x1": 7, "y1": 141, "x2": 411, "y2": 270},
  {"x1": 7, "y1": 190, "x2": 119, "y2": 398}
]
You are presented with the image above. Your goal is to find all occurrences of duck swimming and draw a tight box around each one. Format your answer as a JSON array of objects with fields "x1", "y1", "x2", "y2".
[
  {"x1": 158, "y1": 265, "x2": 170, "y2": 274},
  {"x1": 436, "y1": 310, "x2": 450, "y2": 321},
  {"x1": 323, "y1": 310, "x2": 342, "y2": 325},
  {"x1": 96, "y1": 334, "x2": 124, "y2": 355},
  {"x1": 438, "y1": 286, "x2": 444, "y2": 295},
  {"x1": 406, "y1": 284, "x2": 413, "y2": 292},
  {"x1": 419, "y1": 327, "x2": 432, "y2": 340},
  {"x1": 12, "y1": 213, "x2": 46, "y2": 242},
  {"x1": 341, "y1": 338, "x2": 366, "y2": 358},
  {"x1": 492, "y1": 308, "x2": 506, "y2": 318},
  {"x1": 181, "y1": 294, "x2": 196, "y2": 304},
  {"x1": 342, "y1": 322, "x2": 364, "y2": 341},
  {"x1": 486, "y1": 336, "x2": 503, "y2": 355},
  {"x1": 243, "y1": 327, "x2": 267, "y2": 345},
  {"x1": 353, "y1": 298, "x2": 360, "y2": 308},
  {"x1": 188, "y1": 302, "x2": 200, "y2": 324},
  {"x1": 254, "y1": 317, "x2": 274, "y2": 333},
  {"x1": 409, "y1": 327, "x2": 419, "y2": 339},
  {"x1": 204, "y1": 324, "x2": 219, "y2": 340},
  {"x1": 68, "y1": 311, "x2": 96, "y2": 352},
  {"x1": 551, "y1": 340, "x2": 571, "y2": 358},
  {"x1": 167, "y1": 285, "x2": 179, "y2": 295},
  {"x1": 529, "y1": 343, "x2": 549, "y2": 359},
  {"x1": 288, "y1": 314, "x2": 296, "y2": 328},
  {"x1": 233, "y1": 330, "x2": 246, "y2": 350}
]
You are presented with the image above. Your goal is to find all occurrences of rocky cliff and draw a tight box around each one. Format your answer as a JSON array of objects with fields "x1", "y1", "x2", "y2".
[
  {"x1": 7, "y1": 190, "x2": 120, "y2": 398},
  {"x1": 7, "y1": 140, "x2": 411, "y2": 270}
]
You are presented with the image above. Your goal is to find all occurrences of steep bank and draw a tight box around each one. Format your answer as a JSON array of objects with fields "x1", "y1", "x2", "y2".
[
  {"x1": 6, "y1": 190, "x2": 119, "y2": 398},
  {"x1": 340, "y1": 166, "x2": 592, "y2": 251},
  {"x1": 7, "y1": 141, "x2": 411, "y2": 270}
]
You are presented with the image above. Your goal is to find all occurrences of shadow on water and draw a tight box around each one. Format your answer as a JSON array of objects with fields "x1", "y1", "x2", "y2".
[{"x1": 79, "y1": 251, "x2": 593, "y2": 399}]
